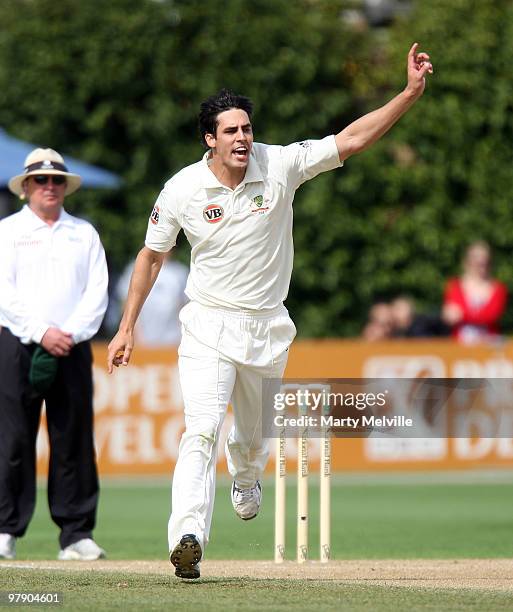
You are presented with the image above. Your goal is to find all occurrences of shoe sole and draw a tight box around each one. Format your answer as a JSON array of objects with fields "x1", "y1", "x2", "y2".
[{"x1": 170, "y1": 535, "x2": 202, "y2": 579}]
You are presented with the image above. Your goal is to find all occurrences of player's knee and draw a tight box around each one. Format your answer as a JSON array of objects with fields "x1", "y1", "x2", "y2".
[{"x1": 179, "y1": 424, "x2": 219, "y2": 457}]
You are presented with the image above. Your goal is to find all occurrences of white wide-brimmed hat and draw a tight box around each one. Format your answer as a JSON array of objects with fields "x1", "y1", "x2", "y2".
[{"x1": 8, "y1": 148, "x2": 82, "y2": 196}]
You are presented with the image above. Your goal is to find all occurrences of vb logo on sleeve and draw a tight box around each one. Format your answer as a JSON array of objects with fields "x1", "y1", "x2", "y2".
[{"x1": 150, "y1": 204, "x2": 160, "y2": 225}]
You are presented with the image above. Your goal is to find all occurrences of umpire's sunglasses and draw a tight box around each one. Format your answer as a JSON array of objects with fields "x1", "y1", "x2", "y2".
[{"x1": 32, "y1": 175, "x2": 67, "y2": 186}]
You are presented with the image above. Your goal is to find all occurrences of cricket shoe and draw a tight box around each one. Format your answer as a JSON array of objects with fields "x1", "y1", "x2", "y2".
[
  {"x1": 231, "y1": 480, "x2": 262, "y2": 521},
  {"x1": 58, "y1": 538, "x2": 106, "y2": 560},
  {"x1": 0, "y1": 534, "x2": 16, "y2": 560},
  {"x1": 170, "y1": 534, "x2": 202, "y2": 579}
]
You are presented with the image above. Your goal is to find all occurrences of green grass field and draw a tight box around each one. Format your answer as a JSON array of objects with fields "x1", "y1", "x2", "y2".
[
  {"x1": 2, "y1": 472, "x2": 513, "y2": 611},
  {"x1": 15, "y1": 473, "x2": 513, "y2": 560},
  {"x1": 2, "y1": 569, "x2": 513, "y2": 611}
]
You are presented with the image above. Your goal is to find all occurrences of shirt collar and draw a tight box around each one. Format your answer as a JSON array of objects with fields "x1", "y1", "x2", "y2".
[
  {"x1": 22, "y1": 204, "x2": 72, "y2": 228},
  {"x1": 199, "y1": 147, "x2": 264, "y2": 189}
]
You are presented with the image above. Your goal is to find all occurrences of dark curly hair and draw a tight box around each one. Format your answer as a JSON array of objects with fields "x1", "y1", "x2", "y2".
[{"x1": 198, "y1": 89, "x2": 253, "y2": 148}]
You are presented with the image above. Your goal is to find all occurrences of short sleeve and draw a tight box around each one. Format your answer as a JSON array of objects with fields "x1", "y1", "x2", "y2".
[
  {"x1": 281, "y1": 135, "x2": 343, "y2": 190},
  {"x1": 145, "y1": 187, "x2": 182, "y2": 252}
]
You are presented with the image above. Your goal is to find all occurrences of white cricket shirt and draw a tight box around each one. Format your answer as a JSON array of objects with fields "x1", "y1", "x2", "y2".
[
  {"x1": 145, "y1": 135, "x2": 342, "y2": 311},
  {"x1": 0, "y1": 205, "x2": 108, "y2": 344}
]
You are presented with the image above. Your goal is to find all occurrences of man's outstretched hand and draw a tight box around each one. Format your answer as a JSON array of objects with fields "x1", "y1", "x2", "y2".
[{"x1": 406, "y1": 42, "x2": 433, "y2": 98}]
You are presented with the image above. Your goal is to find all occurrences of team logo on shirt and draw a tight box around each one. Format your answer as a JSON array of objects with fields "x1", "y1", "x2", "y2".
[
  {"x1": 203, "y1": 204, "x2": 224, "y2": 223},
  {"x1": 150, "y1": 204, "x2": 160, "y2": 225},
  {"x1": 250, "y1": 194, "x2": 269, "y2": 214}
]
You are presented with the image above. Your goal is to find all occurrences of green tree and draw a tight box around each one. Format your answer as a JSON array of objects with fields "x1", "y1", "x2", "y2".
[
  {"x1": 0, "y1": 0, "x2": 370, "y2": 270},
  {"x1": 1, "y1": 0, "x2": 511, "y2": 336},
  {"x1": 289, "y1": 0, "x2": 513, "y2": 336},
  {"x1": 351, "y1": 0, "x2": 513, "y2": 332}
]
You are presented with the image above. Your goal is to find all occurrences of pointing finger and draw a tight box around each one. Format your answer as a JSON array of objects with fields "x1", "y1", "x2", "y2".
[{"x1": 408, "y1": 42, "x2": 418, "y2": 59}]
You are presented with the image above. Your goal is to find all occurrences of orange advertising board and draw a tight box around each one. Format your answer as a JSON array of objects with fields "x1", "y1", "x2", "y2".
[{"x1": 35, "y1": 340, "x2": 513, "y2": 475}]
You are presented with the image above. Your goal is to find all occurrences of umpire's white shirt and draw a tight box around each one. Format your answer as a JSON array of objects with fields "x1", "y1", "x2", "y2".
[
  {"x1": 0, "y1": 205, "x2": 108, "y2": 344},
  {"x1": 145, "y1": 135, "x2": 342, "y2": 310}
]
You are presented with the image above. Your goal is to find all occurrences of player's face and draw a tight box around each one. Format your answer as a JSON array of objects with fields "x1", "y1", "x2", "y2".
[{"x1": 206, "y1": 109, "x2": 253, "y2": 171}]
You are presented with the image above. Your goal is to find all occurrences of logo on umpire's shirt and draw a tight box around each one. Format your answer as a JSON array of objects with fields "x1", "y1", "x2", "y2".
[
  {"x1": 203, "y1": 204, "x2": 224, "y2": 223},
  {"x1": 150, "y1": 204, "x2": 160, "y2": 225}
]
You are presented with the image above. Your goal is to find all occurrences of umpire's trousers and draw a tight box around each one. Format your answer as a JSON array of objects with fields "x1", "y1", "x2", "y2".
[{"x1": 0, "y1": 327, "x2": 99, "y2": 549}]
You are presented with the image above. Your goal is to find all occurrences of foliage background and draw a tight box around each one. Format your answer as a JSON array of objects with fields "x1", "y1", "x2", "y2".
[{"x1": 0, "y1": 0, "x2": 511, "y2": 336}]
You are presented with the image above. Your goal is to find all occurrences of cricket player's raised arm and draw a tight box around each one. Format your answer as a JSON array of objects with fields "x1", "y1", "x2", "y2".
[
  {"x1": 107, "y1": 246, "x2": 166, "y2": 373},
  {"x1": 335, "y1": 43, "x2": 433, "y2": 162}
]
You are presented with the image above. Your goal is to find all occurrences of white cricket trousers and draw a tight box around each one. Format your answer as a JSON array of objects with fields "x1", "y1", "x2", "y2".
[{"x1": 168, "y1": 301, "x2": 296, "y2": 553}]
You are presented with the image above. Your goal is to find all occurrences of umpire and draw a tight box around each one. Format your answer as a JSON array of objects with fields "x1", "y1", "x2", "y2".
[{"x1": 0, "y1": 148, "x2": 108, "y2": 560}]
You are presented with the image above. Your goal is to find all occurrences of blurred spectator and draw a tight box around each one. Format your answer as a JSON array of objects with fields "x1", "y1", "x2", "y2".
[
  {"x1": 361, "y1": 301, "x2": 393, "y2": 341},
  {"x1": 391, "y1": 296, "x2": 449, "y2": 338},
  {"x1": 116, "y1": 252, "x2": 188, "y2": 346},
  {"x1": 442, "y1": 241, "x2": 507, "y2": 343}
]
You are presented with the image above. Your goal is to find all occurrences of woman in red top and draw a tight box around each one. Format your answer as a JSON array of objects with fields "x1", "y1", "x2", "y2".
[{"x1": 442, "y1": 241, "x2": 508, "y2": 343}]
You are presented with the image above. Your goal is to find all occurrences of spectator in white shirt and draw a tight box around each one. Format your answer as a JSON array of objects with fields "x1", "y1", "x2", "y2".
[{"x1": 0, "y1": 148, "x2": 108, "y2": 562}]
